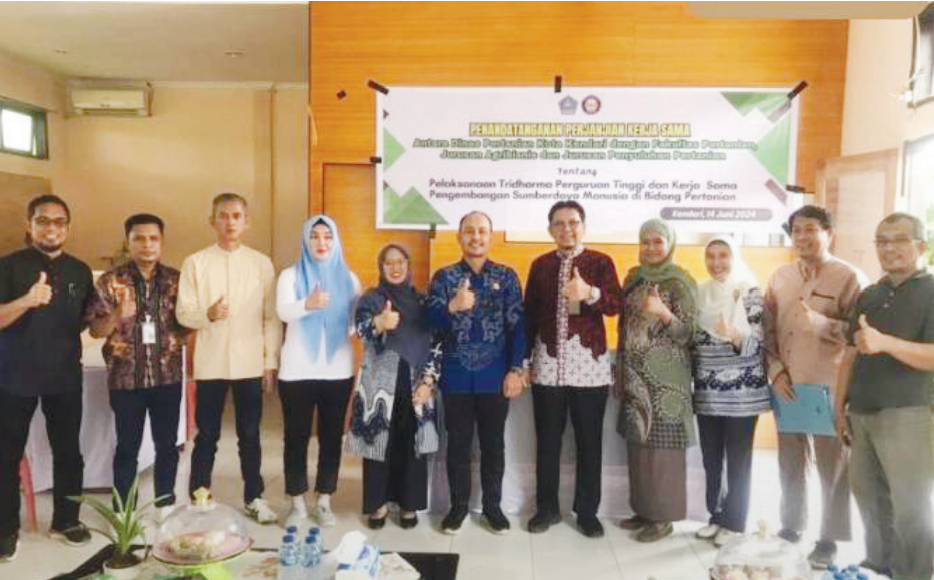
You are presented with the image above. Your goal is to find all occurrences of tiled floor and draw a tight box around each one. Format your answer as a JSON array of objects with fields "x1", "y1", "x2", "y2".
[{"x1": 9, "y1": 394, "x2": 873, "y2": 580}]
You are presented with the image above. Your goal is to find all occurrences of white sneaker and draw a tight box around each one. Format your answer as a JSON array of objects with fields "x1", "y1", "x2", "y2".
[
  {"x1": 695, "y1": 523, "x2": 720, "y2": 540},
  {"x1": 311, "y1": 504, "x2": 336, "y2": 527},
  {"x1": 245, "y1": 498, "x2": 277, "y2": 525},
  {"x1": 285, "y1": 507, "x2": 309, "y2": 529},
  {"x1": 714, "y1": 528, "x2": 742, "y2": 547}
]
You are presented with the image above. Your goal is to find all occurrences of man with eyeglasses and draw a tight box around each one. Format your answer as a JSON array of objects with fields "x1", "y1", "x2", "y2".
[
  {"x1": 523, "y1": 201, "x2": 621, "y2": 537},
  {"x1": 0, "y1": 195, "x2": 94, "y2": 562},
  {"x1": 833, "y1": 212, "x2": 934, "y2": 580},
  {"x1": 763, "y1": 204, "x2": 867, "y2": 569}
]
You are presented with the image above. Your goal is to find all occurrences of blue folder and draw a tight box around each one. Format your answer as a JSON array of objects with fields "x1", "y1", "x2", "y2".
[{"x1": 771, "y1": 383, "x2": 836, "y2": 437}]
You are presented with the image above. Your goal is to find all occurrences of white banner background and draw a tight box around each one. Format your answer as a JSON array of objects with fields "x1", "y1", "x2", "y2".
[{"x1": 376, "y1": 86, "x2": 798, "y2": 235}]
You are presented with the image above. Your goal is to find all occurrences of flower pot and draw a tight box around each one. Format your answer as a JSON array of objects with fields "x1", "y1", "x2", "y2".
[{"x1": 103, "y1": 554, "x2": 144, "y2": 580}]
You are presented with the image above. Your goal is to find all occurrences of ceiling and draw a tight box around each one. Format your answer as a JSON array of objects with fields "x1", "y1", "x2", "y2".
[{"x1": 0, "y1": 2, "x2": 307, "y2": 83}]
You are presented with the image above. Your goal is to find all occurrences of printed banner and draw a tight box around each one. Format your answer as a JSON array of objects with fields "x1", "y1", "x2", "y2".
[{"x1": 375, "y1": 87, "x2": 798, "y2": 234}]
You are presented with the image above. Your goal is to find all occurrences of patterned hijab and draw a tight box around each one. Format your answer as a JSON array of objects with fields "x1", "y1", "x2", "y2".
[
  {"x1": 623, "y1": 218, "x2": 697, "y2": 300},
  {"x1": 294, "y1": 215, "x2": 356, "y2": 362}
]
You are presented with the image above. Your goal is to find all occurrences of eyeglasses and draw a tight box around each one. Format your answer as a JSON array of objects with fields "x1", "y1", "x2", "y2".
[
  {"x1": 33, "y1": 217, "x2": 69, "y2": 228},
  {"x1": 874, "y1": 237, "x2": 919, "y2": 249}
]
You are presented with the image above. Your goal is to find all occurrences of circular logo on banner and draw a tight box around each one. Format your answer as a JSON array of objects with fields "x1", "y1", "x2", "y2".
[{"x1": 582, "y1": 95, "x2": 601, "y2": 115}]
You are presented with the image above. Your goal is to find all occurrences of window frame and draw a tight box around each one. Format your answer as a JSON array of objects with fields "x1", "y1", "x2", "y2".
[
  {"x1": 0, "y1": 98, "x2": 49, "y2": 160},
  {"x1": 911, "y1": 4, "x2": 934, "y2": 108}
]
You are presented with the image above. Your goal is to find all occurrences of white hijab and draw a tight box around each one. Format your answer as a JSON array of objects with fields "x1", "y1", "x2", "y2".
[{"x1": 697, "y1": 235, "x2": 758, "y2": 342}]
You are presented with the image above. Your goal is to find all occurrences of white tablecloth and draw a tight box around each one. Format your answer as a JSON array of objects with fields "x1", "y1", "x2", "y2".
[
  {"x1": 427, "y1": 392, "x2": 708, "y2": 520},
  {"x1": 24, "y1": 339, "x2": 186, "y2": 492}
]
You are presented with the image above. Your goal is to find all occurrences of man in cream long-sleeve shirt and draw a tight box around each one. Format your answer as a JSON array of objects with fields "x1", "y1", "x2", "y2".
[{"x1": 177, "y1": 193, "x2": 282, "y2": 523}]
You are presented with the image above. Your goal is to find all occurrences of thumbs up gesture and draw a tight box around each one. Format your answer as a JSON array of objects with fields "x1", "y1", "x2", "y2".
[
  {"x1": 642, "y1": 284, "x2": 672, "y2": 323},
  {"x1": 374, "y1": 299, "x2": 401, "y2": 334},
  {"x1": 562, "y1": 267, "x2": 592, "y2": 303},
  {"x1": 304, "y1": 284, "x2": 330, "y2": 311},
  {"x1": 25, "y1": 271, "x2": 52, "y2": 308},
  {"x1": 799, "y1": 298, "x2": 824, "y2": 331},
  {"x1": 448, "y1": 277, "x2": 475, "y2": 314},
  {"x1": 854, "y1": 314, "x2": 889, "y2": 355},
  {"x1": 115, "y1": 285, "x2": 137, "y2": 319},
  {"x1": 208, "y1": 295, "x2": 229, "y2": 322}
]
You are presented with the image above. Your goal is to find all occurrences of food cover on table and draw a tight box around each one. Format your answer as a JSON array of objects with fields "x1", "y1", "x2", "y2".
[
  {"x1": 153, "y1": 487, "x2": 253, "y2": 566},
  {"x1": 710, "y1": 522, "x2": 810, "y2": 580}
]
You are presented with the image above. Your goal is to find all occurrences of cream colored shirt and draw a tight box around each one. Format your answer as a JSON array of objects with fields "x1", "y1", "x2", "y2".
[
  {"x1": 763, "y1": 256, "x2": 867, "y2": 391},
  {"x1": 177, "y1": 244, "x2": 282, "y2": 380}
]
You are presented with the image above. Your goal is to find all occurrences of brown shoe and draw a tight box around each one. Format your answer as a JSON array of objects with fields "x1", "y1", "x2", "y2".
[
  {"x1": 619, "y1": 514, "x2": 650, "y2": 530},
  {"x1": 636, "y1": 521, "x2": 673, "y2": 542}
]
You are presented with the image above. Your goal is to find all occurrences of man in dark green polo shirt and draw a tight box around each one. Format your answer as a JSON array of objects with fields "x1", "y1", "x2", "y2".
[
  {"x1": 0, "y1": 195, "x2": 94, "y2": 563},
  {"x1": 834, "y1": 212, "x2": 934, "y2": 580}
]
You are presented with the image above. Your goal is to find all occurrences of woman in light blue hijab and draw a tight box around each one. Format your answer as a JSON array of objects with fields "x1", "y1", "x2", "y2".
[{"x1": 277, "y1": 215, "x2": 360, "y2": 527}]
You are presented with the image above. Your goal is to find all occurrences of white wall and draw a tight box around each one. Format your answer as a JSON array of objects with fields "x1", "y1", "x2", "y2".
[{"x1": 841, "y1": 18, "x2": 934, "y2": 156}]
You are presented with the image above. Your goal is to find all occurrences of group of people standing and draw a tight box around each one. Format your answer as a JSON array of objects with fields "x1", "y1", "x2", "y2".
[{"x1": 0, "y1": 193, "x2": 932, "y2": 580}]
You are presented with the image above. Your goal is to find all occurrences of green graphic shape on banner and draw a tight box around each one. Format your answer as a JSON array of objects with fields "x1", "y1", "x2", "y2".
[
  {"x1": 754, "y1": 114, "x2": 791, "y2": 185},
  {"x1": 383, "y1": 185, "x2": 448, "y2": 225},
  {"x1": 383, "y1": 129, "x2": 406, "y2": 170},
  {"x1": 721, "y1": 91, "x2": 788, "y2": 117}
]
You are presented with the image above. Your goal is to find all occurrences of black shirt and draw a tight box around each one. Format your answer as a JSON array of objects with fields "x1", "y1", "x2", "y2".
[
  {"x1": 0, "y1": 247, "x2": 93, "y2": 396},
  {"x1": 847, "y1": 270, "x2": 934, "y2": 411}
]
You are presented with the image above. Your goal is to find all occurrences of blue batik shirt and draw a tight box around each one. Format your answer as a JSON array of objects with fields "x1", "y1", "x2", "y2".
[{"x1": 427, "y1": 259, "x2": 526, "y2": 394}]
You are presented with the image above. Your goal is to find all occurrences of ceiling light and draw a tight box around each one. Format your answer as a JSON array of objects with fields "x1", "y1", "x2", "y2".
[
  {"x1": 223, "y1": 49, "x2": 245, "y2": 58},
  {"x1": 54, "y1": 49, "x2": 69, "y2": 55}
]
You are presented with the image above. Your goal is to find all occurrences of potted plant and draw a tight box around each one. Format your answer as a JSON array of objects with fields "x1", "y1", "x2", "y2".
[{"x1": 70, "y1": 476, "x2": 168, "y2": 580}]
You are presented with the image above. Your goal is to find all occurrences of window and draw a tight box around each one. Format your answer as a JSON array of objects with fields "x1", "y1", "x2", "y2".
[
  {"x1": 0, "y1": 99, "x2": 48, "y2": 159},
  {"x1": 912, "y1": 4, "x2": 934, "y2": 106}
]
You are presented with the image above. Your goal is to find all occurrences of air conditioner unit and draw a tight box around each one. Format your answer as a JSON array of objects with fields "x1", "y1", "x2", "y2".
[{"x1": 67, "y1": 83, "x2": 153, "y2": 117}]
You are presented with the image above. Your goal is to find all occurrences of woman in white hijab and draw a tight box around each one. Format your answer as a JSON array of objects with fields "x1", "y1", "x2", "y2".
[{"x1": 691, "y1": 235, "x2": 770, "y2": 547}]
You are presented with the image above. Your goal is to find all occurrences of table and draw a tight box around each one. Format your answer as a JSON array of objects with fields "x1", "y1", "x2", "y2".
[
  {"x1": 50, "y1": 545, "x2": 459, "y2": 580},
  {"x1": 24, "y1": 337, "x2": 187, "y2": 492},
  {"x1": 426, "y1": 392, "x2": 708, "y2": 520}
]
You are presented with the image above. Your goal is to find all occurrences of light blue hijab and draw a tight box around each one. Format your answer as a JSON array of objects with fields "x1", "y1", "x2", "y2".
[{"x1": 294, "y1": 215, "x2": 356, "y2": 362}]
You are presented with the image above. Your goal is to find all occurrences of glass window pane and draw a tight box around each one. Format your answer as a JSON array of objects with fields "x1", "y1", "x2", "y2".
[{"x1": 1, "y1": 109, "x2": 34, "y2": 152}]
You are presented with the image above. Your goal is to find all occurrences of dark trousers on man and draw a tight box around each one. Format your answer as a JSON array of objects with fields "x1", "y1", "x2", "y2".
[
  {"x1": 443, "y1": 392, "x2": 509, "y2": 512},
  {"x1": 0, "y1": 390, "x2": 84, "y2": 537},
  {"x1": 109, "y1": 382, "x2": 182, "y2": 507},
  {"x1": 697, "y1": 414, "x2": 758, "y2": 532},
  {"x1": 277, "y1": 378, "x2": 353, "y2": 496},
  {"x1": 532, "y1": 384, "x2": 608, "y2": 518},
  {"x1": 189, "y1": 378, "x2": 264, "y2": 504}
]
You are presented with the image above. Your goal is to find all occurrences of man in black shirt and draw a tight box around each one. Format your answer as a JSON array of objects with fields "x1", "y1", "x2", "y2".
[
  {"x1": 0, "y1": 195, "x2": 94, "y2": 562},
  {"x1": 834, "y1": 212, "x2": 934, "y2": 580}
]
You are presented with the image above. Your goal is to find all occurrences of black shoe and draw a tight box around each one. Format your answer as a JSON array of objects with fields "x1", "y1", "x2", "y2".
[
  {"x1": 777, "y1": 528, "x2": 801, "y2": 543},
  {"x1": 807, "y1": 540, "x2": 837, "y2": 570},
  {"x1": 527, "y1": 511, "x2": 561, "y2": 534},
  {"x1": 619, "y1": 514, "x2": 650, "y2": 530},
  {"x1": 859, "y1": 560, "x2": 892, "y2": 578},
  {"x1": 49, "y1": 523, "x2": 91, "y2": 547},
  {"x1": 367, "y1": 513, "x2": 387, "y2": 530},
  {"x1": 0, "y1": 534, "x2": 19, "y2": 563},
  {"x1": 399, "y1": 513, "x2": 419, "y2": 530},
  {"x1": 441, "y1": 506, "x2": 469, "y2": 535},
  {"x1": 482, "y1": 507, "x2": 510, "y2": 535},
  {"x1": 577, "y1": 515, "x2": 604, "y2": 538}
]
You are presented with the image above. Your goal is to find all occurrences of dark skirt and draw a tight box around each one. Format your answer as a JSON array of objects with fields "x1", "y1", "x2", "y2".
[
  {"x1": 362, "y1": 360, "x2": 428, "y2": 513},
  {"x1": 627, "y1": 440, "x2": 686, "y2": 522}
]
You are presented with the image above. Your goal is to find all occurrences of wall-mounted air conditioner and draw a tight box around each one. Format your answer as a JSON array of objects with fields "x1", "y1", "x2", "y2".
[{"x1": 66, "y1": 82, "x2": 153, "y2": 117}]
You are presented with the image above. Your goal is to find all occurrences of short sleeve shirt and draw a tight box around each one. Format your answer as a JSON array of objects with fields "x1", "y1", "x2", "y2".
[
  {"x1": 0, "y1": 247, "x2": 93, "y2": 396},
  {"x1": 847, "y1": 271, "x2": 934, "y2": 411}
]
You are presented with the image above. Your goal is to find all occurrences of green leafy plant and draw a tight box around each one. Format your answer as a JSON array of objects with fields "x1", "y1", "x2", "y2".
[{"x1": 70, "y1": 476, "x2": 169, "y2": 569}]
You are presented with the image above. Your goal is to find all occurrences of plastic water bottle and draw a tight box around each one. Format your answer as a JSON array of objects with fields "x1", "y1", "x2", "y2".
[{"x1": 278, "y1": 534, "x2": 299, "y2": 580}]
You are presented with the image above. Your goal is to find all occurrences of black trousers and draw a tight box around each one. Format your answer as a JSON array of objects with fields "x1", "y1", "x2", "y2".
[
  {"x1": 278, "y1": 378, "x2": 353, "y2": 496},
  {"x1": 532, "y1": 384, "x2": 608, "y2": 518},
  {"x1": 109, "y1": 383, "x2": 182, "y2": 507},
  {"x1": 362, "y1": 369, "x2": 427, "y2": 514},
  {"x1": 697, "y1": 414, "x2": 758, "y2": 532},
  {"x1": 0, "y1": 390, "x2": 84, "y2": 536},
  {"x1": 189, "y1": 378, "x2": 264, "y2": 504},
  {"x1": 443, "y1": 392, "x2": 509, "y2": 512}
]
